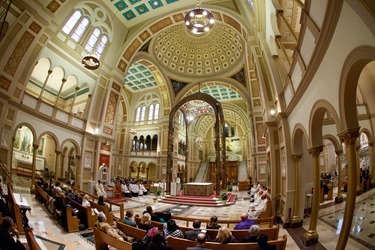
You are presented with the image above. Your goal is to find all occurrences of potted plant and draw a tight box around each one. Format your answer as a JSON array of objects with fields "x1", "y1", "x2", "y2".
[{"x1": 221, "y1": 192, "x2": 228, "y2": 204}]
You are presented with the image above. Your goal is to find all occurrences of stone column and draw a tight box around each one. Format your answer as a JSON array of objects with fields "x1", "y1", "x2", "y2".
[
  {"x1": 303, "y1": 145, "x2": 324, "y2": 246},
  {"x1": 292, "y1": 154, "x2": 303, "y2": 227},
  {"x1": 30, "y1": 144, "x2": 39, "y2": 193},
  {"x1": 37, "y1": 69, "x2": 53, "y2": 106},
  {"x1": 336, "y1": 128, "x2": 360, "y2": 250},
  {"x1": 335, "y1": 150, "x2": 344, "y2": 203},
  {"x1": 61, "y1": 153, "x2": 66, "y2": 179},
  {"x1": 54, "y1": 150, "x2": 61, "y2": 182}
]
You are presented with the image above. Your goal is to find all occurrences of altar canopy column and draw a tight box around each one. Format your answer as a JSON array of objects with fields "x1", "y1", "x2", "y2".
[
  {"x1": 336, "y1": 128, "x2": 359, "y2": 250},
  {"x1": 303, "y1": 145, "x2": 323, "y2": 246},
  {"x1": 292, "y1": 154, "x2": 302, "y2": 227},
  {"x1": 335, "y1": 150, "x2": 343, "y2": 203}
]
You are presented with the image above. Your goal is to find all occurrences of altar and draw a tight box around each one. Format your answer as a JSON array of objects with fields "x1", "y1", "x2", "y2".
[{"x1": 184, "y1": 182, "x2": 213, "y2": 196}]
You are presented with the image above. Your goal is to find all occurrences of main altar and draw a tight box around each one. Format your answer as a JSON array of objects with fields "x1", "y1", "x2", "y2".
[{"x1": 184, "y1": 182, "x2": 214, "y2": 196}]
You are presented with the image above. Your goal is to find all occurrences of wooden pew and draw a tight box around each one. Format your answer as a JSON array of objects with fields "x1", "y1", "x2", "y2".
[
  {"x1": 166, "y1": 236, "x2": 196, "y2": 248},
  {"x1": 69, "y1": 199, "x2": 96, "y2": 229},
  {"x1": 259, "y1": 199, "x2": 272, "y2": 218},
  {"x1": 117, "y1": 220, "x2": 147, "y2": 241},
  {"x1": 35, "y1": 184, "x2": 50, "y2": 204},
  {"x1": 6, "y1": 183, "x2": 26, "y2": 234},
  {"x1": 90, "y1": 201, "x2": 114, "y2": 225},
  {"x1": 64, "y1": 206, "x2": 80, "y2": 233},
  {"x1": 72, "y1": 187, "x2": 124, "y2": 220},
  {"x1": 93, "y1": 227, "x2": 132, "y2": 250},
  {"x1": 25, "y1": 227, "x2": 42, "y2": 250},
  {"x1": 0, "y1": 212, "x2": 2, "y2": 224},
  {"x1": 167, "y1": 235, "x2": 288, "y2": 250},
  {"x1": 171, "y1": 215, "x2": 274, "y2": 228},
  {"x1": 206, "y1": 234, "x2": 287, "y2": 250},
  {"x1": 205, "y1": 225, "x2": 279, "y2": 242}
]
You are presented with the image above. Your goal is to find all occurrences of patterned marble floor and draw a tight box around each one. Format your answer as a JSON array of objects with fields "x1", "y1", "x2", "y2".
[{"x1": 15, "y1": 187, "x2": 375, "y2": 250}]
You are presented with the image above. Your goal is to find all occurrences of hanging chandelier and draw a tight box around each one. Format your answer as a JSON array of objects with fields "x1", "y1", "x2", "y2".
[
  {"x1": 185, "y1": 0, "x2": 215, "y2": 35},
  {"x1": 82, "y1": 52, "x2": 100, "y2": 70}
]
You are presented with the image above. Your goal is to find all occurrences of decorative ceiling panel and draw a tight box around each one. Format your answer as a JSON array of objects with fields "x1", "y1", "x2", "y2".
[{"x1": 124, "y1": 62, "x2": 157, "y2": 91}]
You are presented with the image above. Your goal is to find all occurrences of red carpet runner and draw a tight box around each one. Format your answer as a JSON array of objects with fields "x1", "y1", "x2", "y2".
[{"x1": 160, "y1": 192, "x2": 236, "y2": 206}]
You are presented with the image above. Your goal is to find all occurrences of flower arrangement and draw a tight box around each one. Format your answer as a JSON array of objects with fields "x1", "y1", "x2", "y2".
[{"x1": 221, "y1": 192, "x2": 228, "y2": 201}]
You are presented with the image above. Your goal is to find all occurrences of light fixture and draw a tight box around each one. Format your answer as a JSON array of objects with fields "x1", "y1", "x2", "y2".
[
  {"x1": 185, "y1": 0, "x2": 215, "y2": 35},
  {"x1": 82, "y1": 53, "x2": 100, "y2": 70},
  {"x1": 130, "y1": 128, "x2": 137, "y2": 135},
  {"x1": 270, "y1": 109, "x2": 276, "y2": 117},
  {"x1": 94, "y1": 127, "x2": 100, "y2": 135}
]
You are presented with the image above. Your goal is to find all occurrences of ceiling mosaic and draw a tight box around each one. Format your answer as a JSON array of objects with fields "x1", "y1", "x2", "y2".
[
  {"x1": 124, "y1": 62, "x2": 158, "y2": 91},
  {"x1": 110, "y1": 0, "x2": 180, "y2": 24}
]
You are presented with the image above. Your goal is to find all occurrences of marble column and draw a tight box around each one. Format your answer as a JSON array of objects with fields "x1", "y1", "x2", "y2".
[
  {"x1": 303, "y1": 145, "x2": 324, "y2": 246},
  {"x1": 335, "y1": 150, "x2": 344, "y2": 203},
  {"x1": 54, "y1": 150, "x2": 61, "y2": 182},
  {"x1": 75, "y1": 156, "x2": 81, "y2": 189},
  {"x1": 336, "y1": 128, "x2": 360, "y2": 250},
  {"x1": 292, "y1": 154, "x2": 303, "y2": 227},
  {"x1": 61, "y1": 154, "x2": 66, "y2": 179},
  {"x1": 30, "y1": 144, "x2": 38, "y2": 193}
]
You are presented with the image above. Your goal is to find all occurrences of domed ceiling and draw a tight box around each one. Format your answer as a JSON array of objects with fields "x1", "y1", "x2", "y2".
[{"x1": 152, "y1": 23, "x2": 245, "y2": 76}]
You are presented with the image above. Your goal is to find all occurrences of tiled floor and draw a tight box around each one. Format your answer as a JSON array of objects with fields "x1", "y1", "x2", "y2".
[{"x1": 16, "y1": 187, "x2": 375, "y2": 249}]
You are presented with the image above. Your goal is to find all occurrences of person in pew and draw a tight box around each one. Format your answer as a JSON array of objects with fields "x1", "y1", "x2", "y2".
[
  {"x1": 249, "y1": 179, "x2": 260, "y2": 198},
  {"x1": 147, "y1": 228, "x2": 171, "y2": 250},
  {"x1": 186, "y1": 233, "x2": 210, "y2": 250},
  {"x1": 95, "y1": 212, "x2": 132, "y2": 242},
  {"x1": 73, "y1": 191, "x2": 82, "y2": 205},
  {"x1": 0, "y1": 216, "x2": 26, "y2": 250},
  {"x1": 144, "y1": 206, "x2": 160, "y2": 222},
  {"x1": 81, "y1": 194, "x2": 91, "y2": 207},
  {"x1": 206, "y1": 215, "x2": 221, "y2": 229},
  {"x1": 185, "y1": 220, "x2": 204, "y2": 241},
  {"x1": 129, "y1": 181, "x2": 140, "y2": 197},
  {"x1": 249, "y1": 195, "x2": 268, "y2": 219},
  {"x1": 60, "y1": 196, "x2": 79, "y2": 230},
  {"x1": 164, "y1": 219, "x2": 184, "y2": 238},
  {"x1": 138, "y1": 213, "x2": 154, "y2": 231},
  {"x1": 122, "y1": 210, "x2": 137, "y2": 227},
  {"x1": 0, "y1": 187, "x2": 12, "y2": 217},
  {"x1": 255, "y1": 233, "x2": 276, "y2": 250},
  {"x1": 98, "y1": 195, "x2": 111, "y2": 212},
  {"x1": 243, "y1": 224, "x2": 260, "y2": 243},
  {"x1": 234, "y1": 213, "x2": 255, "y2": 229},
  {"x1": 215, "y1": 227, "x2": 238, "y2": 244},
  {"x1": 160, "y1": 211, "x2": 172, "y2": 224}
]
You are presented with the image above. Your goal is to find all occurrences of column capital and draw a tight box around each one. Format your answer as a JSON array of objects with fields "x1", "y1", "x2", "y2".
[
  {"x1": 33, "y1": 143, "x2": 39, "y2": 149},
  {"x1": 338, "y1": 127, "x2": 360, "y2": 146},
  {"x1": 62, "y1": 78, "x2": 67, "y2": 83},
  {"x1": 292, "y1": 154, "x2": 303, "y2": 161},
  {"x1": 47, "y1": 69, "x2": 53, "y2": 74},
  {"x1": 55, "y1": 150, "x2": 62, "y2": 155},
  {"x1": 335, "y1": 150, "x2": 343, "y2": 155},
  {"x1": 276, "y1": 9, "x2": 284, "y2": 16},
  {"x1": 308, "y1": 145, "x2": 324, "y2": 157}
]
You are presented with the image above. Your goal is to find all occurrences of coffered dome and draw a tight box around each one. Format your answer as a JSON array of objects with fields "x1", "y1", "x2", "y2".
[{"x1": 152, "y1": 23, "x2": 245, "y2": 77}]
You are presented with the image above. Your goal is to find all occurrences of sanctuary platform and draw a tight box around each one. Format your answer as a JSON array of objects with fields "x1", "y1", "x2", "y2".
[{"x1": 160, "y1": 192, "x2": 236, "y2": 207}]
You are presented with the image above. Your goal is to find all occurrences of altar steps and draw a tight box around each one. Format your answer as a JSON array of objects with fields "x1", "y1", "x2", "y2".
[{"x1": 159, "y1": 193, "x2": 236, "y2": 207}]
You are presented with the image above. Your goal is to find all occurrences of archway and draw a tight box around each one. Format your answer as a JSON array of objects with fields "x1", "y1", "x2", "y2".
[{"x1": 167, "y1": 92, "x2": 226, "y2": 195}]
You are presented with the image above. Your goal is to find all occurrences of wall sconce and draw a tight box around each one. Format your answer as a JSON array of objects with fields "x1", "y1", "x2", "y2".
[
  {"x1": 94, "y1": 127, "x2": 99, "y2": 135},
  {"x1": 130, "y1": 128, "x2": 137, "y2": 135},
  {"x1": 270, "y1": 109, "x2": 276, "y2": 117}
]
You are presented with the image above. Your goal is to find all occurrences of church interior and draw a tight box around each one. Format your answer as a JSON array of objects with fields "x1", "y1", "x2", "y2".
[{"x1": 0, "y1": 0, "x2": 374, "y2": 249}]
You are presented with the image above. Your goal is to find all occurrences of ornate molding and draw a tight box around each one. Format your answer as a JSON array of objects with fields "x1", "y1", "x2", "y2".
[
  {"x1": 292, "y1": 154, "x2": 303, "y2": 161},
  {"x1": 308, "y1": 145, "x2": 324, "y2": 157},
  {"x1": 338, "y1": 127, "x2": 360, "y2": 146}
]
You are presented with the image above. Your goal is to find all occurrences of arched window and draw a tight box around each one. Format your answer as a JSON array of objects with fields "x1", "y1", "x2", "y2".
[
  {"x1": 148, "y1": 104, "x2": 154, "y2": 121},
  {"x1": 70, "y1": 17, "x2": 90, "y2": 42},
  {"x1": 84, "y1": 27, "x2": 108, "y2": 58},
  {"x1": 154, "y1": 103, "x2": 159, "y2": 120},
  {"x1": 135, "y1": 107, "x2": 141, "y2": 122},
  {"x1": 62, "y1": 10, "x2": 82, "y2": 35},
  {"x1": 140, "y1": 106, "x2": 146, "y2": 121}
]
